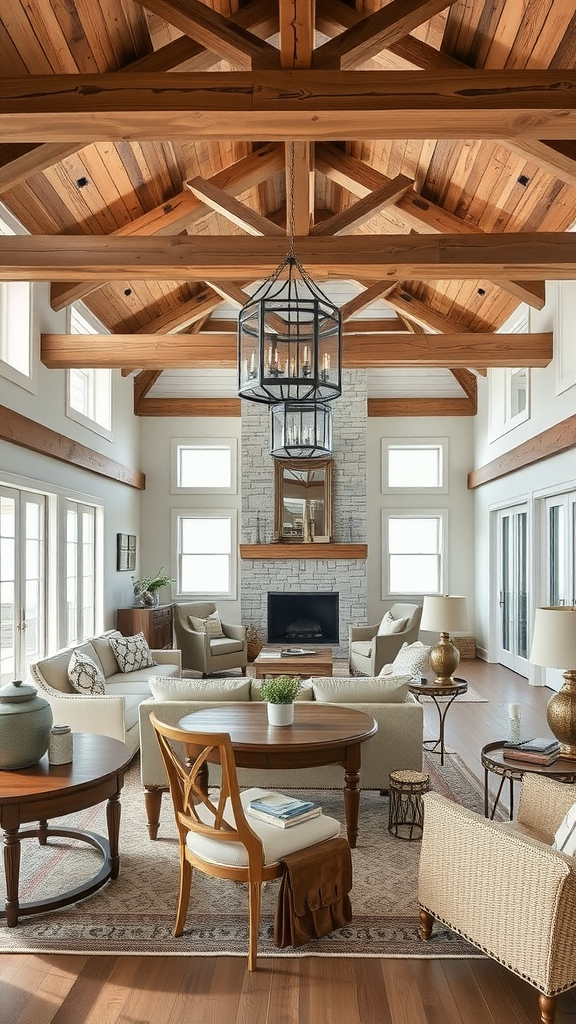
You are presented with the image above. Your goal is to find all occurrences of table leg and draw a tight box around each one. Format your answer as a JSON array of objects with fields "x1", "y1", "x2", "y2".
[
  {"x1": 3, "y1": 828, "x2": 21, "y2": 927},
  {"x1": 422, "y1": 694, "x2": 458, "y2": 766},
  {"x1": 38, "y1": 819, "x2": 49, "y2": 846},
  {"x1": 344, "y1": 746, "x2": 361, "y2": 849},
  {"x1": 106, "y1": 793, "x2": 121, "y2": 880}
]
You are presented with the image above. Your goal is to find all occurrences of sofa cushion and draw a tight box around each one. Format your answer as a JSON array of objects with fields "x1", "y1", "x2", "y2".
[
  {"x1": 391, "y1": 641, "x2": 432, "y2": 677},
  {"x1": 91, "y1": 631, "x2": 123, "y2": 677},
  {"x1": 311, "y1": 675, "x2": 411, "y2": 703},
  {"x1": 209, "y1": 637, "x2": 245, "y2": 656},
  {"x1": 68, "y1": 650, "x2": 106, "y2": 695},
  {"x1": 377, "y1": 611, "x2": 408, "y2": 636},
  {"x1": 250, "y1": 680, "x2": 314, "y2": 702},
  {"x1": 189, "y1": 611, "x2": 224, "y2": 638},
  {"x1": 109, "y1": 632, "x2": 156, "y2": 673},
  {"x1": 149, "y1": 676, "x2": 252, "y2": 702},
  {"x1": 105, "y1": 663, "x2": 180, "y2": 692},
  {"x1": 38, "y1": 641, "x2": 102, "y2": 694}
]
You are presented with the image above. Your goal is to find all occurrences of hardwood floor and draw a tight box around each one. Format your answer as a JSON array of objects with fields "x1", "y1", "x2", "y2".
[{"x1": 1, "y1": 660, "x2": 575, "y2": 1024}]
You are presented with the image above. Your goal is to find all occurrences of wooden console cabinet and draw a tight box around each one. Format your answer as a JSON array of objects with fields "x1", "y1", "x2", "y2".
[{"x1": 116, "y1": 605, "x2": 173, "y2": 650}]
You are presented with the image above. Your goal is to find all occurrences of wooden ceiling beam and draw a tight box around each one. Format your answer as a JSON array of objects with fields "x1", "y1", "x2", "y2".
[
  {"x1": 2, "y1": 72, "x2": 575, "y2": 142},
  {"x1": 186, "y1": 176, "x2": 285, "y2": 235},
  {"x1": 313, "y1": 0, "x2": 460, "y2": 70},
  {"x1": 339, "y1": 282, "x2": 399, "y2": 321},
  {"x1": 316, "y1": 144, "x2": 546, "y2": 310},
  {"x1": 286, "y1": 142, "x2": 314, "y2": 236},
  {"x1": 50, "y1": 143, "x2": 283, "y2": 310},
  {"x1": 138, "y1": 398, "x2": 241, "y2": 417},
  {"x1": 199, "y1": 315, "x2": 408, "y2": 333},
  {"x1": 41, "y1": 332, "x2": 553, "y2": 370},
  {"x1": 310, "y1": 175, "x2": 413, "y2": 236},
  {"x1": 5, "y1": 233, "x2": 573, "y2": 281},
  {"x1": 133, "y1": 371, "x2": 162, "y2": 413},
  {"x1": 279, "y1": 0, "x2": 314, "y2": 69},
  {"x1": 449, "y1": 368, "x2": 478, "y2": 403},
  {"x1": 368, "y1": 397, "x2": 476, "y2": 416},
  {"x1": 132, "y1": 0, "x2": 279, "y2": 71}
]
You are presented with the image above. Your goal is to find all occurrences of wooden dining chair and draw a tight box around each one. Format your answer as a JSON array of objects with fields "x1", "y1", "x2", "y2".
[{"x1": 149, "y1": 713, "x2": 342, "y2": 970}]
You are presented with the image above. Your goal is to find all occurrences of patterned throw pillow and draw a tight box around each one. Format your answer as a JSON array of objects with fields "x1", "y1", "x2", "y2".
[
  {"x1": 67, "y1": 649, "x2": 106, "y2": 695},
  {"x1": 188, "y1": 612, "x2": 225, "y2": 639},
  {"x1": 377, "y1": 611, "x2": 408, "y2": 636},
  {"x1": 108, "y1": 632, "x2": 156, "y2": 673},
  {"x1": 392, "y1": 641, "x2": 432, "y2": 677}
]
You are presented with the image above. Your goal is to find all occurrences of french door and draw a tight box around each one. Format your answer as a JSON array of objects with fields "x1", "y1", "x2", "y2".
[
  {"x1": 497, "y1": 504, "x2": 529, "y2": 676},
  {"x1": 543, "y1": 491, "x2": 576, "y2": 690},
  {"x1": 0, "y1": 486, "x2": 46, "y2": 685}
]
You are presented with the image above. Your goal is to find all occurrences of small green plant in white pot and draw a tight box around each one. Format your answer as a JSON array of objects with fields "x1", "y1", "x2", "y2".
[{"x1": 260, "y1": 676, "x2": 301, "y2": 726}]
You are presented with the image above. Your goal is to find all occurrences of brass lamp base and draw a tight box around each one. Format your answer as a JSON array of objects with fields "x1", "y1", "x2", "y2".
[
  {"x1": 547, "y1": 670, "x2": 576, "y2": 761},
  {"x1": 429, "y1": 632, "x2": 461, "y2": 686}
]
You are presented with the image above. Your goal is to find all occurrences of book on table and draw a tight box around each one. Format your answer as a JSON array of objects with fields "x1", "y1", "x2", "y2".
[
  {"x1": 247, "y1": 793, "x2": 321, "y2": 828},
  {"x1": 503, "y1": 747, "x2": 560, "y2": 766}
]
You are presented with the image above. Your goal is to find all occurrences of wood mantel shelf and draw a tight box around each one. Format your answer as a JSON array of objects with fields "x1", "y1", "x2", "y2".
[{"x1": 240, "y1": 543, "x2": 367, "y2": 560}]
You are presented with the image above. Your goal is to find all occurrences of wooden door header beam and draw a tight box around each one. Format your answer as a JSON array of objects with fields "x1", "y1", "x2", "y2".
[
  {"x1": 3, "y1": 233, "x2": 575, "y2": 281},
  {"x1": 0, "y1": 72, "x2": 575, "y2": 141}
]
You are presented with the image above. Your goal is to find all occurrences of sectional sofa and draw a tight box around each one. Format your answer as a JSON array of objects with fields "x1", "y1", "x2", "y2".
[{"x1": 139, "y1": 673, "x2": 424, "y2": 838}]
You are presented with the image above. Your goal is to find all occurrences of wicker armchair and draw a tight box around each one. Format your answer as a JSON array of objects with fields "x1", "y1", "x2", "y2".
[{"x1": 418, "y1": 774, "x2": 576, "y2": 1024}]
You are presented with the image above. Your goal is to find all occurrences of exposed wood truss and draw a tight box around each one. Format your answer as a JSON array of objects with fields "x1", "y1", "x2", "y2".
[{"x1": 468, "y1": 415, "x2": 576, "y2": 489}]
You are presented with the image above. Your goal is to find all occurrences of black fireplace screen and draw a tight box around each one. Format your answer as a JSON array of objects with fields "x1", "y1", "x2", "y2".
[{"x1": 267, "y1": 591, "x2": 339, "y2": 645}]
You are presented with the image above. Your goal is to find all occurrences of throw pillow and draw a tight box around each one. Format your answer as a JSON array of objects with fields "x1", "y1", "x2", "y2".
[
  {"x1": 552, "y1": 802, "x2": 576, "y2": 857},
  {"x1": 67, "y1": 649, "x2": 106, "y2": 695},
  {"x1": 149, "y1": 676, "x2": 251, "y2": 701},
  {"x1": 188, "y1": 611, "x2": 225, "y2": 639},
  {"x1": 108, "y1": 632, "x2": 156, "y2": 673},
  {"x1": 392, "y1": 641, "x2": 432, "y2": 677},
  {"x1": 377, "y1": 611, "x2": 408, "y2": 636}
]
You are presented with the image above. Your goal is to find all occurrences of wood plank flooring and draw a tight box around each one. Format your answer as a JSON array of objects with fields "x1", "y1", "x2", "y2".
[{"x1": 1, "y1": 659, "x2": 575, "y2": 1024}]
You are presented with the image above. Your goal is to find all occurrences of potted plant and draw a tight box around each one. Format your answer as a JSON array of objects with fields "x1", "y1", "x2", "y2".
[
  {"x1": 259, "y1": 675, "x2": 301, "y2": 726},
  {"x1": 132, "y1": 567, "x2": 175, "y2": 607}
]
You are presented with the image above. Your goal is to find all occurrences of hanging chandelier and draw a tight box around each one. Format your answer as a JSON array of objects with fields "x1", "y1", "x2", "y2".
[
  {"x1": 237, "y1": 146, "x2": 342, "y2": 407},
  {"x1": 269, "y1": 400, "x2": 333, "y2": 459}
]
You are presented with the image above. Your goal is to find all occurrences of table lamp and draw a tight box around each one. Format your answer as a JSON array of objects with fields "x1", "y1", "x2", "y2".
[
  {"x1": 529, "y1": 606, "x2": 576, "y2": 760},
  {"x1": 420, "y1": 595, "x2": 469, "y2": 686}
]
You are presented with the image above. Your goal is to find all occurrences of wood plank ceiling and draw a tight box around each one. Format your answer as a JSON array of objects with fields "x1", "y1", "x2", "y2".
[{"x1": 0, "y1": 0, "x2": 575, "y2": 417}]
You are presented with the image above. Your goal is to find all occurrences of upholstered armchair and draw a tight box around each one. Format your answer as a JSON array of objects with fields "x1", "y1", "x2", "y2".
[
  {"x1": 172, "y1": 602, "x2": 247, "y2": 677},
  {"x1": 418, "y1": 774, "x2": 576, "y2": 1024},
  {"x1": 348, "y1": 603, "x2": 422, "y2": 676}
]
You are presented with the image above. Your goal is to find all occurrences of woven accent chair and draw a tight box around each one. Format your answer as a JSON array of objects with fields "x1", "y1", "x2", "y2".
[
  {"x1": 348, "y1": 603, "x2": 422, "y2": 676},
  {"x1": 172, "y1": 602, "x2": 247, "y2": 677},
  {"x1": 150, "y1": 713, "x2": 341, "y2": 971},
  {"x1": 418, "y1": 774, "x2": 576, "y2": 1024}
]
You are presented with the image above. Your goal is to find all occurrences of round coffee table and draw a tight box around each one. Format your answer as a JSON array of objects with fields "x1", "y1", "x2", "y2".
[
  {"x1": 481, "y1": 740, "x2": 576, "y2": 820},
  {"x1": 0, "y1": 733, "x2": 132, "y2": 927},
  {"x1": 408, "y1": 678, "x2": 467, "y2": 766},
  {"x1": 178, "y1": 703, "x2": 377, "y2": 848}
]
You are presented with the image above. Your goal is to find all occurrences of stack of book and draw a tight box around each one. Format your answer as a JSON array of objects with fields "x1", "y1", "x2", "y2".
[
  {"x1": 503, "y1": 737, "x2": 561, "y2": 765},
  {"x1": 247, "y1": 793, "x2": 321, "y2": 828}
]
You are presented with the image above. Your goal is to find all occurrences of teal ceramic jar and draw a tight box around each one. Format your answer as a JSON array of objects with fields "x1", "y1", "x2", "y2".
[{"x1": 0, "y1": 679, "x2": 53, "y2": 770}]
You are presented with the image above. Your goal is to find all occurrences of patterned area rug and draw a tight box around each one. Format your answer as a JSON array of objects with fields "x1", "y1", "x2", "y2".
[{"x1": 0, "y1": 753, "x2": 488, "y2": 959}]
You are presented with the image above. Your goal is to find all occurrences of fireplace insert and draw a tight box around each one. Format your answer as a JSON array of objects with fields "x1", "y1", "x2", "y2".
[{"x1": 267, "y1": 591, "x2": 339, "y2": 646}]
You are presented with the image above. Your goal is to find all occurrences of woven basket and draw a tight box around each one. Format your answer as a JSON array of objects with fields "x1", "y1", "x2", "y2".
[
  {"x1": 245, "y1": 624, "x2": 264, "y2": 662},
  {"x1": 452, "y1": 635, "x2": 476, "y2": 659}
]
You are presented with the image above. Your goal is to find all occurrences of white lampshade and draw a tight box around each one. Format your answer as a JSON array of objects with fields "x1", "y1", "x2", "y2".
[
  {"x1": 420, "y1": 595, "x2": 469, "y2": 633},
  {"x1": 530, "y1": 607, "x2": 576, "y2": 669}
]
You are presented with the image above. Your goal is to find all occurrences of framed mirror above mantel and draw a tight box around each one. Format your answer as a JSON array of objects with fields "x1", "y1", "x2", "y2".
[{"x1": 273, "y1": 457, "x2": 332, "y2": 543}]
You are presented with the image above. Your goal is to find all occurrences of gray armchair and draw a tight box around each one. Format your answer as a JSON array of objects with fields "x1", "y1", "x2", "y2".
[
  {"x1": 348, "y1": 603, "x2": 422, "y2": 676},
  {"x1": 172, "y1": 602, "x2": 247, "y2": 677}
]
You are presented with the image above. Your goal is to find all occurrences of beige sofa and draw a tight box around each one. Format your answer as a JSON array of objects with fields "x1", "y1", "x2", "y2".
[
  {"x1": 139, "y1": 674, "x2": 424, "y2": 838},
  {"x1": 30, "y1": 630, "x2": 181, "y2": 755}
]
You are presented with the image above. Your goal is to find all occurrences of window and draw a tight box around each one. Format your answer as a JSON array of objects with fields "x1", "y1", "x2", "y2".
[
  {"x1": 67, "y1": 307, "x2": 111, "y2": 435},
  {"x1": 383, "y1": 511, "x2": 447, "y2": 597},
  {"x1": 65, "y1": 500, "x2": 98, "y2": 645},
  {"x1": 173, "y1": 510, "x2": 236, "y2": 598},
  {"x1": 171, "y1": 438, "x2": 237, "y2": 494},
  {"x1": 382, "y1": 439, "x2": 448, "y2": 494}
]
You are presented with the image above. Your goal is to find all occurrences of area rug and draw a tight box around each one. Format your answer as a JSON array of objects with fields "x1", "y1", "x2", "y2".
[{"x1": 0, "y1": 753, "x2": 488, "y2": 959}]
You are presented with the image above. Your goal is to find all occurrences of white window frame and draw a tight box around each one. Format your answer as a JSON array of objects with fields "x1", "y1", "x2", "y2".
[
  {"x1": 172, "y1": 508, "x2": 237, "y2": 600},
  {"x1": 489, "y1": 314, "x2": 530, "y2": 440},
  {"x1": 382, "y1": 508, "x2": 448, "y2": 598},
  {"x1": 63, "y1": 498, "x2": 101, "y2": 646},
  {"x1": 381, "y1": 437, "x2": 449, "y2": 494},
  {"x1": 170, "y1": 438, "x2": 238, "y2": 494},
  {"x1": 66, "y1": 305, "x2": 112, "y2": 438}
]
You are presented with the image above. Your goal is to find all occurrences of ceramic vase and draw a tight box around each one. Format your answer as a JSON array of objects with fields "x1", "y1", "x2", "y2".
[{"x1": 267, "y1": 702, "x2": 294, "y2": 727}]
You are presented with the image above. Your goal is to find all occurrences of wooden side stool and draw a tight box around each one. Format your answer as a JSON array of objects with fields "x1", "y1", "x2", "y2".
[{"x1": 387, "y1": 770, "x2": 430, "y2": 841}]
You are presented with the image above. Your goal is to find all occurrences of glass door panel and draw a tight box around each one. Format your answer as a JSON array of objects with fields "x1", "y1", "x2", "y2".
[
  {"x1": 0, "y1": 486, "x2": 46, "y2": 684},
  {"x1": 497, "y1": 504, "x2": 529, "y2": 676}
]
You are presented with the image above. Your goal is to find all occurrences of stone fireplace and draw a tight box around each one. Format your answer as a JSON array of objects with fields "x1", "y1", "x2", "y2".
[
  {"x1": 240, "y1": 370, "x2": 368, "y2": 658},
  {"x1": 267, "y1": 591, "x2": 340, "y2": 645}
]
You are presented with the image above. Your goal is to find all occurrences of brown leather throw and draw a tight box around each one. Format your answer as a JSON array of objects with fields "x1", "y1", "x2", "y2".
[{"x1": 273, "y1": 837, "x2": 353, "y2": 948}]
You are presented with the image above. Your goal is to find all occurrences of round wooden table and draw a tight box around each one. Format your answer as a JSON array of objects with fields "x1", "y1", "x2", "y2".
[
  {"x1": 0, "y1": 733, "x2": 132, "y2": 927},
  {"x1": 408, "y1": 678, "x2": 468, "y2": 766},
  {"x1": 178, "y1": 703, "x2": 378, "y2": 848},
  {"x1": 481, "y1": 741, "x2": 576, "y2": 820}
]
